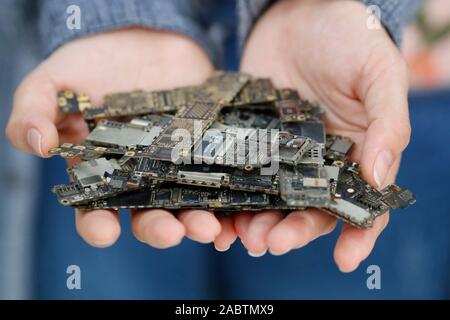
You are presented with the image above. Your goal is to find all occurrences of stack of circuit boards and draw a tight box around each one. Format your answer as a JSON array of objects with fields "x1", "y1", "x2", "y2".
[{"x1": 50, "y1": 72, "x2": 416, "y2": 228}]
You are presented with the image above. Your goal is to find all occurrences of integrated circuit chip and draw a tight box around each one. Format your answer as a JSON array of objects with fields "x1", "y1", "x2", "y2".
[{"x1": 50, "y1": 72, "x2": 416, "y2": 228}]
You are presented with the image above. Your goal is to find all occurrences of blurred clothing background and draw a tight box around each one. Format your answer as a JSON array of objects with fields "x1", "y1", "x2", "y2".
[
  {"x1": 404, "y1": 0, "x2": 450, "y2": 89},
  {"x1": 0, "y1": 0, "x2": 40, "y2": 299},
  {"x1": 0, "y1": 0, "x2": 449, "y2": 299}
]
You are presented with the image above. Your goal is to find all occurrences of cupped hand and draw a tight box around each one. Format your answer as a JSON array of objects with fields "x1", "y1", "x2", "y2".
[
  {"x1": 239, "y1": 0, "x2": 411, "y2": 271},
  {"x1": 6, "y1": 28, "x2": 237, "y2": 250}
]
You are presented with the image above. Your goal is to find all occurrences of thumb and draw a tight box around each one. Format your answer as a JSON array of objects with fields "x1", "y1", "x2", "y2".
[
  {"x1": 359, "y1": 58, "x2": 411, "y2": 188},
  {"x1": 6, "y1": 71, "x2": 60, "y2": 157}
]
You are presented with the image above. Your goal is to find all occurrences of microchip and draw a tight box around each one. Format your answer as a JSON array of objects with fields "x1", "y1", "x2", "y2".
[
  {"x1": 249, "y1": 193, "x2": 266, "y2": 203},
  {"x1": 182, "y1": 194, "x2": 200, "y2": 203},
  {"x1": 51, "y1": 72, "x2": 415, "y2": 229},
  {"x1": 155, "y1": 191, "x2": 171, "y2": 201},
  {"x1": 330, "y1": 139, "x2": 353, "y2": 155},
  {"x1": 207, "y1": 193, "x2": 219, "y2": 200}
]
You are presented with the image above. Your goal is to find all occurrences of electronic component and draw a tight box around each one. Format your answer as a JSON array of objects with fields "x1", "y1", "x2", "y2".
[
  {"x1": 325, "y1": 163, "x2": 416, "y2": 227},
  {"x1": 50, "y1": 72, "x2": 416, "y2": 229},
  {"x1": 57, "y1": 90, "x2": 91, "y2": 113},
  {"x1": 52, "y1": 158, "x2": 152, "y2": 206}
]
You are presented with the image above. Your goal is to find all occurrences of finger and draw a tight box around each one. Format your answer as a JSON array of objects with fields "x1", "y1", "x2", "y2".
[
  {"x1": 75, "y1": 209, "x2": 121, "y2": 248},
  {"x1": 234, "y1": 212, "x2": 255, "y2": 245},
  {"x1": 6, "y1": 72, "x2": 60, "y2": 157},
  {"x1": 334, "y1": 213, "x2": 389, "y2": 273},
  {"x1": 359, "y1": 53, "x2": 411, "y2": 188},
  {"x1": 177, "y1": 210, "x2": 221, "y2": 244},
  {"x1": 239, "y1": 211, "x2": 284, "y2": 257},
  {"x1": 331, "y1": 148, "x2": 398, "y2": 271},
  {"x1": 213, "y1": 215, "x2": 238, "y2": 252},
  {"x1": 56, "y1": 113, "x2": 90, "y2": 144},
  {"x1": 267, "y1": 209, "x2": 337, "y2": 255},
  {"x1": 131, "y1": 209, "x2": 185, "y2": 249}
]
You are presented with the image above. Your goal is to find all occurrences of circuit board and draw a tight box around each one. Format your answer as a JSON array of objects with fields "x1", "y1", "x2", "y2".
[{"x1": 50, "y1": 72, "x2": 416, "y2": 228}]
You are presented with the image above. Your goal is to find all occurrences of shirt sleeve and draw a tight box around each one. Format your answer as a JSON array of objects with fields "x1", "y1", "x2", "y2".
[
  {"x1": 37, "y1": 0, "x2": 216, "y2": 61},
  {"x1": 361, "y1": 0, "x2": 422, "y2": 46},
  {"x1": 237, "y1": 0, "x2": 423, "y2": 49}
]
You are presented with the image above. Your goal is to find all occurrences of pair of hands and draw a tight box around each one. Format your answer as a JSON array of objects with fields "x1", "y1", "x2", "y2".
[{"x1": 6, "y1": 0, "x2": 411, "y2": 272}]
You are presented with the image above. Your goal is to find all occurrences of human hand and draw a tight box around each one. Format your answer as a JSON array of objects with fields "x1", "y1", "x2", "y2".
[
  {"x1": 6, "y1": 28, "x2": 237, "y2": 250},
  {"x1": 239, "y1": 0, "x2": 411, "y2": 271}
]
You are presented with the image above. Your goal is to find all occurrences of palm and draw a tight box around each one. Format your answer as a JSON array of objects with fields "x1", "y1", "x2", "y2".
[
  {"x1": 9, "y1": 28, "x2": 241, "y2": 250},
  {"x1": 242, "y1": 0, "x2": 402, "y2": 163},
  {"x1": 237, "y1": 0, "x2": 411, "y2": 271},
  {"x1": 41, "y1": 29, "x2": 213, "y2": 145}
]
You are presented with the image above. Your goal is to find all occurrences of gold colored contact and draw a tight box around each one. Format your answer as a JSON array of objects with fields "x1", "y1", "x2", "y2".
[
  {"x1": 47, "y1": 73, "x2": 416, "y2": 229},
  {"x1": 333, "y1": 160, "x2": 344, "y2": 168},
  {"x1": 77, "y1": 93, "x2": 90, "y2": 102},
  {"x1": 58, "y1": 97, "x2": 67, "y2": 107},
  {"x1": 179, "y1": 150, "x2": 189, "y2": 158},
  {"x1": 78, "y1": 102, "x2": 91, "y2": 111},
  {"x1": 64, "y1": 90, "x2": 74, "y2": 99}
]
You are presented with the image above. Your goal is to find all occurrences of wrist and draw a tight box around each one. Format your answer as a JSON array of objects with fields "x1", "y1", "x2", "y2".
[
  {"x1": 45, "y1": 27, "x2": 213, "y2": 78},
  {"x1": 38, "y1": 0, "x2": 217, "y2": 61}
]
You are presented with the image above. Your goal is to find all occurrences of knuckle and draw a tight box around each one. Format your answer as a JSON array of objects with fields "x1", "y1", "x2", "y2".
[
  {"x1": 388, "y1": 118, "x2": 411, "y2": 150},
  {"x1": 397, "y1": 121, "x2": 412, "y2": 148}
]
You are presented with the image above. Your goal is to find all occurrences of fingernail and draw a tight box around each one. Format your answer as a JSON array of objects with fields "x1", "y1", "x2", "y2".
[
  {"x1": 186, "y1": 235, "x2": 213, "y2": 244},
  {"x1": 27, "y1": 128, "x2": 43, "y2": 157},
  {"x1": 373, "y1": 150, "x2": 394, "y2": 188},
  {"x1": 135, "y1": 235, "x2": 147, "y2": 244},
  {"x1": 248, "y1": 249, "x2": 267, "y2": 258},
  {"x1": 92, "y1": 239, "x2": 116, "y2": 248},
  {"x1": 269, "y1": 248, "x2": 290, "y2": 256},
  {"x1": 293, "y1": 243, "x2": 307, "y2": 249},
  {"x1": 338, "y1": 262, "x2": 360, "y2": 273},
  {"x1": 214, "y1": 244, "x2": 230, "y2": 252}
]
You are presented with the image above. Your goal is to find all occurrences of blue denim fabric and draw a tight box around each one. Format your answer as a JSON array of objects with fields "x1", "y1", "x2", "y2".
[
  {"x1": 361, "y1": 0, "x2": 423, "y2": 45},
  {"x1": 37, "y1": 0, "x2": 219, "y2": 63},
  {"x1": 237, "y1": 0, "x2": 423, "y2": 48},
  {"x1": 0, "y1": 0, "x2": 41, "y2": 300}
]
